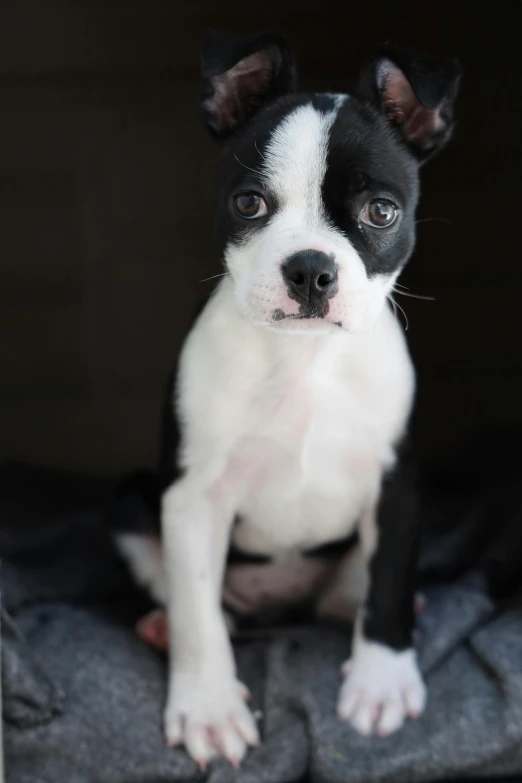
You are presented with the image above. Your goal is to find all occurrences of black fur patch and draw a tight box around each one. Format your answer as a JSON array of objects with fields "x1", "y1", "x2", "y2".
[
  {"x1": 322, "y1": 98, "x2": 419, "y2": 278},
  {"x1": 213, "y1": 93, "x2": 313, "y2": 257},
  {"x1": 363, "y1": 436, "x2": 419, "y2": 650}
]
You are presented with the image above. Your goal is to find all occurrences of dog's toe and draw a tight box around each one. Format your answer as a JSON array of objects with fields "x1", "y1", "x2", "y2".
[
  {"x1": 165, "y1": 673, "x2": 259, "y2": 767},
  {"x1": 338, "y1": 642, "x2": 426, "y2": 737}
]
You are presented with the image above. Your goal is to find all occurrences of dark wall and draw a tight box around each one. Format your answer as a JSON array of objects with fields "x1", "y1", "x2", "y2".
[{"x1": 1, "y1": 1, "x2": 521, "y2": 475}]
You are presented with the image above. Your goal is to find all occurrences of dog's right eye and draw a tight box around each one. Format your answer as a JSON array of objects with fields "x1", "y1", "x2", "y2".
[{"x1": 233, "y1": 192, "x2": 268, "y2": 220}]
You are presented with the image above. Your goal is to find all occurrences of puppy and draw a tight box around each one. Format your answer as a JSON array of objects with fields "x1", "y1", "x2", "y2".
[{"x1": 115, "y1": 32, "x2": 460, "y2": 768}]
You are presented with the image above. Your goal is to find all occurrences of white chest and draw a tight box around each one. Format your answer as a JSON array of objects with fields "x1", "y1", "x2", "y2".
[
  {"x1": 178, "y1": 289, "x2": 415, "y2": 557},
  {"x1": 231, "y1": 346, "x2": 392, "y2": 554}
]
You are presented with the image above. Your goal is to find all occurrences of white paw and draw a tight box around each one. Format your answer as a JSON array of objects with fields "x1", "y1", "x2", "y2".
[
  {"x1": 165, "y1": 673, "x2": 259, "y2": 769},
  {"x1": 337, "y1": 641, "x2": 426, "y2": 736}
]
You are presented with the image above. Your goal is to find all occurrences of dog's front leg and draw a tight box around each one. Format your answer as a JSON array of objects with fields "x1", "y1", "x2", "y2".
[
  {"x1": 161, "y1": 478, "x2": 258, "y2": 768},
  {"x1": 337, "y1": 444, "x2": 426, "y2": 736}
]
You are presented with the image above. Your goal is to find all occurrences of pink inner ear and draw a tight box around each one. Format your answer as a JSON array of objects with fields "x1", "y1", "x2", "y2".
[
  {"x1": 204, "y1": 50, "x2": 273, "y2": 131},
  {"x1": 378, "y1": 60, "x2": 444, "y2": 145}
]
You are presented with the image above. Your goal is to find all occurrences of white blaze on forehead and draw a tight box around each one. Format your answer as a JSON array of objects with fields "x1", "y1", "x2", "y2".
[
  {"x1": 224, "y1": 93, "x2": 396, "y2": 333},
  {"x1": 261, "y1": 98, "x2": 347, "y2": 227}
]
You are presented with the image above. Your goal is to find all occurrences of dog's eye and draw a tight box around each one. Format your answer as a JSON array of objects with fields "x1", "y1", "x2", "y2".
[
  {"x1": 361, "y1": 199, "x2": 399, "y2": 228},
  {"x1": 233, "y1": 192, "x2": 268, "y2": 220}
]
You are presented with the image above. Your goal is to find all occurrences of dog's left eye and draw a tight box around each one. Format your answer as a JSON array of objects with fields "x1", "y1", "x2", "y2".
[
  {"x1": 360, "y1": 199, "x2": 399, "y2": 228},
  {"x1": 233, "y1": 192, "x2": 268, "y2": 220}
]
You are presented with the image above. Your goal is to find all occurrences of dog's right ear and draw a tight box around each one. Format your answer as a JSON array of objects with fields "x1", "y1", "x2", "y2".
[{"x1": 201, "y1": 31, "x2": 297, "y2": 140}]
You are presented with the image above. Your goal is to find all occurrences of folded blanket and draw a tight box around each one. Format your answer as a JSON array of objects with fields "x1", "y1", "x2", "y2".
[{"x1": 2, "y1": 457, "x2": 522, "y2": 783}]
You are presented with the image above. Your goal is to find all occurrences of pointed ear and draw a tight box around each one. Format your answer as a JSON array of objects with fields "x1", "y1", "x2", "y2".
[
  {"x1": 200, "y1": 31, "x2": 297, "y2": 140},
  {"x1": 358, "y1": 49, "x2": 461, "y2": 162}
]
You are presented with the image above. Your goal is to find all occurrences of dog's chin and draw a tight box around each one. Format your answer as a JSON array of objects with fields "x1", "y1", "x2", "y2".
[
  {"x1": 255, "y1": 314, "x2": 344, "y2": 336},
  {"x1": 236, "y1": 295, "x2": 388, "y2": 335}
]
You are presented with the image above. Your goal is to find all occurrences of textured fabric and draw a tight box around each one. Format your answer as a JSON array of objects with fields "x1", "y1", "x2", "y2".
[{"x1": 2, "y1": 463, "x2": 522, "y2": 783}]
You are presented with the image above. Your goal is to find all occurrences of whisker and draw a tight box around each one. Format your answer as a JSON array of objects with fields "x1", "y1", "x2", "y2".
[
  {"x1": 200, "y1": 272, "x2": 229, "y2": 283},
  {"x1": 416, "y1": 216, "x2": 454, "y2": 226},
  {"x1": 393, "y1": 282, "x2": 410, "y2": 290},
  {"x1": 392, "y1": 286, "x2": 435, "y2": 302},
  {"x1": 387, "y1": 296, "x2": 405, "y2": 334},
  {"x1": 254, "y1": 141, "x2": 267, "y2": 162},
  {"x1": 234, "y1": 154, "x2": 262, "y2": 176},
  {"x1": 387, "y1": 294, "x2": 398, "y2": 322},
  {"x1": 388, "y1": 294, "x2": 409, "y2": 331},
  {"x1": 386, "y1": 294, "x2": 408, "y2": 329}
]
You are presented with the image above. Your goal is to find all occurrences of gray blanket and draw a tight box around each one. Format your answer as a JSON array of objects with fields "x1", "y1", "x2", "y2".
[{"x1": 3, "y1": 461, "x2": 522, "y2": 783}]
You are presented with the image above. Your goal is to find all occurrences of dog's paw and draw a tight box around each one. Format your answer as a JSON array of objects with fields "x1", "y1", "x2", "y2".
[
  {"x1": 337, "y1": 641, "x2": 426, "y2": 736},
  {"x1": 165, "y1": 674, "x2": 259, "y2": 769}
]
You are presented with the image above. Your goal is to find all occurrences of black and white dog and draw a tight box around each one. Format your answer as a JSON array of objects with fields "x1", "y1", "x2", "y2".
[{"x1": 116, "y1": 32, "x2": 460, "y2": 768}]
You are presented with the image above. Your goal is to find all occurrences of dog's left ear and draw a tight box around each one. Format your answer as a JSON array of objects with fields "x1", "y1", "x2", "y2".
[
  {"x1": 359, "y1": 49, "x2": 461, "y2": 162},
  {"x1": 201, "y1": 31, "x2": 297, "y2": 140}
]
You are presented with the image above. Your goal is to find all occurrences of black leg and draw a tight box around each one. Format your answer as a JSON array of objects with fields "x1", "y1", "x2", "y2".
[
  {"x1": 363, "y1": 437, "x2": 420, "y2": 650},
  {"x1": 337, "y1": 437, "x2": 426, "y2": 736}
]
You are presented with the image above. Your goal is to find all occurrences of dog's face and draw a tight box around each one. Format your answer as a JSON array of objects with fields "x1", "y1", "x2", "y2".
[
  {"x1": 214, "y1": 95, "x2": 419, "y2": 334},
  {"x1": 202, "y1": 34, "x2": 460, "y2": 334}
]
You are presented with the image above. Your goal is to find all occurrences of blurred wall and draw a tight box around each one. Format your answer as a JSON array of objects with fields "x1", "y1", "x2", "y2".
[{"x1": 0, "y1": 1, "x2": 520, "y2": 475}]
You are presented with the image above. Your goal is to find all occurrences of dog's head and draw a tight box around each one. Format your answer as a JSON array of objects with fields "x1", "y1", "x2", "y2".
[{"x1": 201, "y1": 32, "x2": 460, "y2": 334}]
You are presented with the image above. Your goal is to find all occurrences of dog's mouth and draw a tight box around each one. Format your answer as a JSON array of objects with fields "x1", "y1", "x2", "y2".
[{"x1": 272, "y1": 309, "x2": 343, "y2": 329}]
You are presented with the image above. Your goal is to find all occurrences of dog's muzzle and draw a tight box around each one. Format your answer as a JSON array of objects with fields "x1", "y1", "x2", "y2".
[{"x1": 281, "y1": 250, "x2": 338, "y2": 317}]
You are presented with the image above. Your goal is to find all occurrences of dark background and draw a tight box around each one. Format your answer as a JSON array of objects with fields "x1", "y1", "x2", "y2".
[{"x1": 1, "y1": 1, "x2": 520, "y2": 476}]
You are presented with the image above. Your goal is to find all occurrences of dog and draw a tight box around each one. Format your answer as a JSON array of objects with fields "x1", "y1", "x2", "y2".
[{"x1": 114, "y1": 31, "x2": 460, "y2": 769}]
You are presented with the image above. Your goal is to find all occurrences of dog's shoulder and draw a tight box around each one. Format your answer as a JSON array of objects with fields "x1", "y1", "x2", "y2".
[{"x1": 158, "y1": 292, "x2": 215, "y2": 488}]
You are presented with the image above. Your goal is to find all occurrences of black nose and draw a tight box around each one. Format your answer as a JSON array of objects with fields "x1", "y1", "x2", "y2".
[{"x1": 282, "y1": 250, "x2": 338, "y2": 306}]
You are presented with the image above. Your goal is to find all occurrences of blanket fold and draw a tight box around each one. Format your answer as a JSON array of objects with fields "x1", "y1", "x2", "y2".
[{"x1": 2, "y1": 460, "x2": 522, "y2": 783}]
